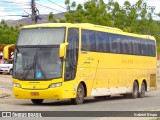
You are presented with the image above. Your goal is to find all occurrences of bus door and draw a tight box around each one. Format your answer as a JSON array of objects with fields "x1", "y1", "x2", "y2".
[{"x1": 64, "y1": 28, "x2": 79, "y2": 82}]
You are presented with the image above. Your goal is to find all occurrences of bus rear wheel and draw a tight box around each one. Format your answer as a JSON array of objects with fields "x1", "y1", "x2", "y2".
[
  {"x1": 131, "y1": 81, "x2": 139, "y2": 99},
  {"x1": 71, "y1": 83, "x2": 85, "y2": 105},
  {"x1": 139, "y1": 82, "x2": 145, "y2": 98},
  {"x1": 31, "y1": 99, "x2": 43, "y2": 104}
]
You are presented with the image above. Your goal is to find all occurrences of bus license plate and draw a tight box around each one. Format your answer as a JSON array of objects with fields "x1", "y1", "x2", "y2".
[{"x1": 30, "y1": 92, "x2": 39, "y2": 96}]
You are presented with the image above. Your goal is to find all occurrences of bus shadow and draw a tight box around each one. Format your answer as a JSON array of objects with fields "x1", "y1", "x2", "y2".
[{"x1": 20, "y1": 95, "x2": 152, "y2": 106}]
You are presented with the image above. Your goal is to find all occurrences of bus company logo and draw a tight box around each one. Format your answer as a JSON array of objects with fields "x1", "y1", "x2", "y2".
[{"x1": 2, "y1": 112, "x2": 12, "y2": 117}]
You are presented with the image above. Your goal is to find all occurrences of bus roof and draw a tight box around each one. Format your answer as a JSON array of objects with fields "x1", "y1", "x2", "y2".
[{"x1": 22, "y1": 23, "x2": 155, "y2": 40}]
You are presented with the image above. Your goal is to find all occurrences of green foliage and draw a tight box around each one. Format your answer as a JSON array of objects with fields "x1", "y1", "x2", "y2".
[
  {"x1": 49, "y1": 0, "x2": 160, "y2": 43},
  {"x1": 48, "y1": 12, "x2": 57, "y2": 23},
  {"x1": 0, "y1": 20, "x2": 22, "y2": 44}
]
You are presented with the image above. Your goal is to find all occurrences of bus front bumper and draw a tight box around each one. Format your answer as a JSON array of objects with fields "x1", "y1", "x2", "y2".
[{"x1": 13, "y1": 87, "x2": 76, "y2": 99}]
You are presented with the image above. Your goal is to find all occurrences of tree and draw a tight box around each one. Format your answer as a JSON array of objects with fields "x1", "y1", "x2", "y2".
[
  {"x1": 49, "y1": 0, "x2": 160, "y2": 43},
  {"x1": 48, "y1": 12, "x2": 57, "y2": 23},
  {"x1": 0, "y1": 20, "x2": 21, "y2": 44}
]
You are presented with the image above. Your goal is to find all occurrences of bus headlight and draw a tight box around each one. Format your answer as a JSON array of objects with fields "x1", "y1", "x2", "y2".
[
  {"x1": 13, "y1": 82, "x2": 22, "y2": 88},
  {"x1": 49, "y1": 83, "x2": 62, "y2": 88}
]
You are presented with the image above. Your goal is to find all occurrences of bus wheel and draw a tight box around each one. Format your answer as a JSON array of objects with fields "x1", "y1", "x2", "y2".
[
  {"x1": 71, "y1": 83, "x2": 85, "y2": 105},
  {"x1": 131, "y1": 81, "x2": 139, "y2": 99},
  {"x1": 0, "y1": 72, "x2": 2, "y2": 74},
  {"x1": 139, "y1": 82, "x2": 145, "y2": 98},
  {"x1": 31, "y1": 99, "x2": 43, "y2": 104}
]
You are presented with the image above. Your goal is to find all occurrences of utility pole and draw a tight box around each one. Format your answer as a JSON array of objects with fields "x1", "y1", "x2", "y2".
[{"x1": 31, "y1": 0, "x2": 37, "y2": 24}]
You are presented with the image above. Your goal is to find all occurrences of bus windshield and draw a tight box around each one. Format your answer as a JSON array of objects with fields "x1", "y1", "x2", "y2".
[
  {"x1": 17, "y1": 28, "x2": 65, "y2": 45},
  {"x1": 13, "y1": 47, "x2": 62, "y2": 80},
  {"x1": 13, "y1": 27, "x2": 66, "y2": 80}
]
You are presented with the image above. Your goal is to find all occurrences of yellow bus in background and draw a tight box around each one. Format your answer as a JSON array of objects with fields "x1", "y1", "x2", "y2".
[{"x1": 8, "y1": 23, "x2": 157, "y2": 105}]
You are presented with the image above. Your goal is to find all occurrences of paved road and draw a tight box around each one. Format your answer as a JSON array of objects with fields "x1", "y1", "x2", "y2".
[
  {"x1": 0, "y1": 75, "x2": 160, "y2": 120},
  {"x1": 0, "y1": 75, "x2": 12, "y2": 90}
]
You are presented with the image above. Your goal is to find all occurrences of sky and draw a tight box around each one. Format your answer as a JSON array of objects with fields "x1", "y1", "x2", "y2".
[{"x1": 0, "y1": 0, "x2": 160, "y2": 21}]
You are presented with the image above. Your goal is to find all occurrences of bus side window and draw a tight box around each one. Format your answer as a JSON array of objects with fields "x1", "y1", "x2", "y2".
[
  {"x1": 148, "y1": 40, "x2": 156, "y2": 57},
  {"x1": 132, "y1": 38, "x2": 141, "y2": 55},
  {"x1": 109, "y1": 34, "x2": 121, "y2": 54},
  {"x1": 82, "y1": 34, "x2": 89, "y2": 51},
  {"x1": 96, "y1": 32, "x2": 106, "y2": 52},
  {"x1": 82, "y1": 29, "x2": 96, "y2": 52},
  {"x1": 121, "y1": 36, "x2": 132, "y2": 55},
  {"x1": 141, "y1": 40, "x2": 149, "y2": 56}
]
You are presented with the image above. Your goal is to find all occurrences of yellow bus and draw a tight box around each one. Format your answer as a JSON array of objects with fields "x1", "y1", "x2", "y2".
[{"x1": 8, "y1": 23, "x2": 157, "y2": 104}]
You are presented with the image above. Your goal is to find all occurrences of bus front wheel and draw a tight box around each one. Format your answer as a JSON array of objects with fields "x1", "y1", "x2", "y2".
[
  {"x1": 71, "y1": 83, "x2": 85, "y2": 105},
  {"x1": 31, "y1": 99, "x2": 43, "y2": 104}
]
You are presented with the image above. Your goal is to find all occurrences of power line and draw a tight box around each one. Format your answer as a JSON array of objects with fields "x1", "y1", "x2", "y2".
[
  {"x1": 47, "y1": 0, "x2": 67, "y2": 10},
  {"x1": 36, "y1": 3, "x2": 65, "y2": 13}
]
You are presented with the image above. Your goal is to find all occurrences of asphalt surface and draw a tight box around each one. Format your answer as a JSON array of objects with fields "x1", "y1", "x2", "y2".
[{"x1": 0, "y1": 75, "x2": 159, "y2": 120}]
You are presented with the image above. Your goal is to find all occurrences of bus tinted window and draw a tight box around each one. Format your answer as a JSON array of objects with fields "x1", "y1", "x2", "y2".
[
  {"x1": 104, "y1": 33, "x2": 110, "y2": 53},
  {"x1": 81, "y1": 29, "x2": 155, "y2": 57},
  {"x1": 132, "y1": 38, "x2": 141, "y2": 55},
  {"x1": 109, "y1": 34, "x2": 121, "y2": 54},
  {"x1": 141, "y1": 39, "x2": 149, "y2": 56},
  {"x1": 148, "y1": 40, "x2": 156, "y2": 57},
  {"x1": 121, "y1": 36, "x2": 132, "y2": 54},
  {"x1": 94, "y1": 32, "x2": 110, "y2": 53},
  {"x1": 82, "y1": 30, "x2": 96, "y2": 51}
]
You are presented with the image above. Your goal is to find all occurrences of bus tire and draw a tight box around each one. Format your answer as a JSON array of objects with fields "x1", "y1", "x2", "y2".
[
  {"x1": 131, "y1": 81, "x2": 139, "y2": 99},
  {"x1": 139, "y1": 82, "x2": 145, "y2": 98},
  {"x1": 0, "y1": 72, "x2": 2, "y2": 74},
  {"x1": 71, "y1": 83, "x2": 85, "y2": 105},
  {"x1": 31, "y1": 99, "x2": 43, "y2": 104}
]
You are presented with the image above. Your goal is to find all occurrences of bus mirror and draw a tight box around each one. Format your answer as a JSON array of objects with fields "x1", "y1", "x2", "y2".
[
  {"x1": 59, "y1": 43, "x2": 68, "y2": 58},
  {"x1": 3, "y1": 44, "x2": 15, "y2": 59}
]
